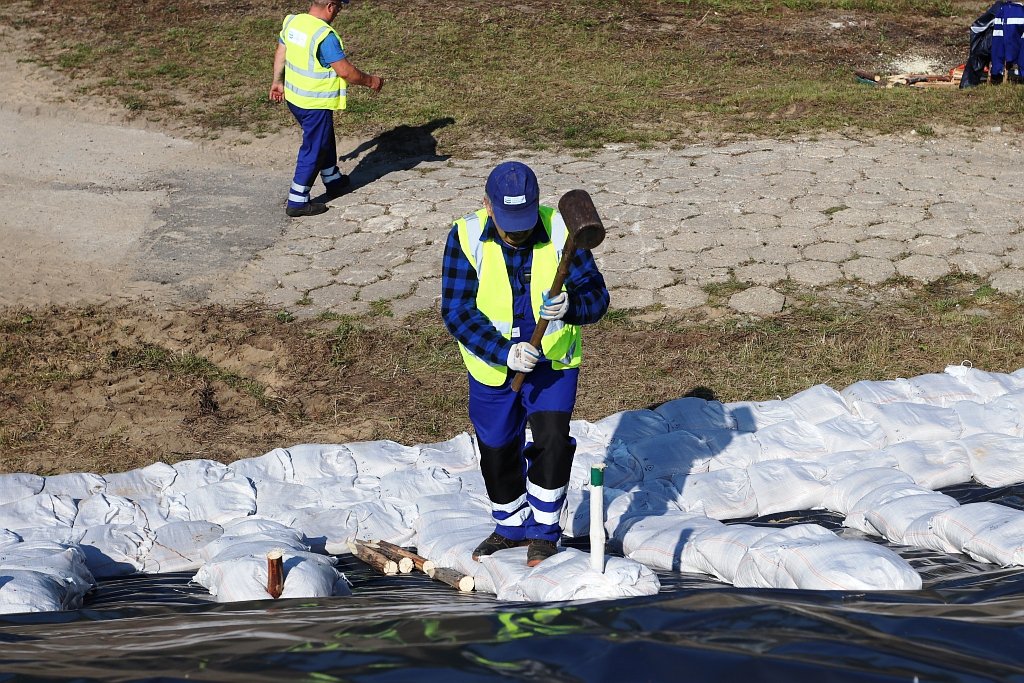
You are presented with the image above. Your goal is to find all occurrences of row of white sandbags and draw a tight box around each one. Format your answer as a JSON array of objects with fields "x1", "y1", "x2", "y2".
[
  {"x1": 0, "y1": 535, "x2": 95, "y2": 614},
  {"x1": 413, "y1": 493, "x2": 660, "y2": 601}
]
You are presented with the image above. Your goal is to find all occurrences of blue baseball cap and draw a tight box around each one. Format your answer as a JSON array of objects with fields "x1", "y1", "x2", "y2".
[{"x1": 485, "y1": 161, "x2": 540, "y2": 234}]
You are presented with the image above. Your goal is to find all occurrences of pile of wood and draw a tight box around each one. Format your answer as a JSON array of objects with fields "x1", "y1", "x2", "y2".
[
  {"x1": 854, "y1": 69, "x2": 960, "y2": 88},
  {"x1": 348, "y1": 539, "x2": 475, "y2": 592}
]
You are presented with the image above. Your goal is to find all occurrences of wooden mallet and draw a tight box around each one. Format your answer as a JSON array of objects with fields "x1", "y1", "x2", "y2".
[{"x1": 510, "y1": 189, "x2": 606, "y2": 392}]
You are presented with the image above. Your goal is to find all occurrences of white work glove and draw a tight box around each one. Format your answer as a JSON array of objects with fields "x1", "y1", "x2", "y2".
[
  {"x1": 539, "y1": 291, "x2": 569, "y2": 321},
  {"x1": 506, "y1": 341, "x2": 540, "y2": 373}
]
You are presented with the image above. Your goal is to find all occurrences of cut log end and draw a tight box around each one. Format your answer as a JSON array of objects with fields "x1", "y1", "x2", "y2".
[{"x1": 266, "y1": 550, "x2": 284, "y2": 599}]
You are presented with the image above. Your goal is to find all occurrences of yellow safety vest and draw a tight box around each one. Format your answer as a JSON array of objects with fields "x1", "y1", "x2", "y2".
[
  {"x1": 454, "y1": 207, "x2": 583, "y2": 386},
  {"x1": 280, "y1": 14, "x2": 347, "y2": 110}
]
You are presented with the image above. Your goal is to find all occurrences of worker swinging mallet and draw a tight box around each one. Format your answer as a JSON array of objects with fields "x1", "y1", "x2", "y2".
[{"x1": 510, "y1": 188, "x2": 606, "y2": 392}]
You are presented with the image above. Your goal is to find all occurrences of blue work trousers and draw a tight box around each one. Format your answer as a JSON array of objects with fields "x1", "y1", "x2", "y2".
[
  {"x1": 286, "y1": 103, "x2": 343, "y2": 208},
  {"x1": 469, "y1": 363, "x2": 579, "y2": 542}
]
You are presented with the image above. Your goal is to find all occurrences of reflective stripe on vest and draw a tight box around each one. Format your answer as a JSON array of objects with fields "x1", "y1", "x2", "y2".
[
  {"x1": 281, "y1": 14, "x2": 347, "y2": 110},
  {"x1": 454, "y1": 207, "x2": 582, "y2": 386}
]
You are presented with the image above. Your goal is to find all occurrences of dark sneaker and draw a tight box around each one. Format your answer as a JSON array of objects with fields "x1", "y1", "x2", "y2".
[
  {"x1": 323, "y1": 175, "x2": 350, "y2": 199},
  {"x1": 286, "y1": 202, "x2": 328, "y2": 217},
  {"x1": 526, "y1": 539, "x2": 558, "y2": 567},
  {"x1": 472, "y1": 532, "x2": 526, "y2": 561}
]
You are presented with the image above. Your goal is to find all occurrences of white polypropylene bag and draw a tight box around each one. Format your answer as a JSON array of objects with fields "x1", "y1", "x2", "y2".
[
  {"x1": 959, "y1": 433, "x2": 1024, "y2": 487},
  {"x1": 0, "y1": 541, "x2": 94, "y2": 612},
  {"x1": 843, "y1": 482, "x2": 936, "y2": 534},
  {"x1": 747, "y1": 460, "x2": 829, "y2": 516},
  {"x1": 483, "y1": 547, "x2": 660, "y2": 602},
  {"x1": 103, "y1": 462, "x2": 177, "y2": 499},
  {"x1": 166, "y1": 459, "x2": 234, "y2": 494},
  {"x1": 818, "y1": 450, "x2": 898, "y2": 484},
  {"x1": 841, "y1": 378, "x2": 919, "y2": 415},
  {"x1": 821, "y1": 468, "x2": 915, "y2": 515},
  {"x1": 654, "y1": 397, "x2": 735, "y2": 431},
  {"x1": 930, "y1": 503, "x2": 1019, "y2": 559},
  {"x1": 815, "y1": 414, "x2": 888, "y2": 452},
  {"x1": 231, "y1": 449, "x2": 295, "y2": 483},
  {"x1": 74, "y1": 494, "x2": 147, "y2": 529},
  {"x1": 785, "y1": 385, "x2": 851, "y2": 424},
  {"x1": 905, "y1": 372, "x2": 977, "y2": 407},
  {"x1": 182, "y1": 478, "x2": 257, "y2": 525},
  {"x1": 953, "y1": 397, "x2": 1024, "y2": 437},
  {"x1": 142, "y1": 521, "x2": 224, "y2": 573},
  {"x1": 614, "y1": 511, "x2": 724, "y2": 572},
  {"x1": 194, "y1": 549, "x2": 350, "y2": 602},
  {"x1": 415, "y1": 433, "x2": 480, "y2": 473},
  {"x1": 594, "y1": 409, "x2": 671, "y2": 445},
  {"x1": 728, "y1": 399, "x2": 798, "y2": 432},
  {"x1": 961, "y1": 507, "x2": 1024, "y2": 566},
  {"x1": 344, "y1": 440, "x2": 420, "y2": 478},
  {"x1": 252, "y1": 480, "x2": 322, "y2": 523},
  {"x1": 750, "y1": 420, "x2": 828, "y2": 463},
  {"x1": 884, "y1": 440, "x2": 972, "y2": 490},
  {"x1": 734, "y1": 524, "x2": 922, "y2": 590},
  {"x1": 77, "y1": 524, "x2": 156, "y2": 578},
  {"x1": 41, "y1": 473, "x2": 106, "y2": 499},
  {"x1": 863, "y1": 493, "x2": 960, "y2": 546},
  {"x1": 627, "y1": 430, "x2": 714, "y2": 481},
  {"x1": 287, "y1": 444, "x2": 360, "y2": 481},
  {"x1": 855, "y1": 402, "x2": 963, "y2": 445},
  {"x1": 0, "y1": 494, "x2": 78, "y2": 533},
  {"x1": 672, "y1": 468, "x2": 757, "y2": 520},
  {"x1": 943, "y1": 364, "x2": 1019, "y2": 401},
  {"x1": 690, "y1": 524, "x2": 776, "y2": 583},
  {"x1": 0, "y1": 473, "x2": 44, "y2": 506}
]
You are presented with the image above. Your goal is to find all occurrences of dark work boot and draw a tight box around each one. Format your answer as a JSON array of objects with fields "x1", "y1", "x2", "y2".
[
  {"x1": 323, "y1": 175, "x2": 350, "y2": 199},
  {"x1": 286, "y1": 202, "x2": 328, "y2": 217},
  {"x1": 472, "y1": 532, "x2": 527, "y2": 561},
  {"x1": 526, "y1": 539, "x2": 558, "y2": 567}
]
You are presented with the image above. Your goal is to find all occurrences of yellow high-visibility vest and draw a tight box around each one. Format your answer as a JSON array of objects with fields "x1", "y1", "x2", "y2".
[
  {"x1": 454, "y1": 207, "x2": 582, "y2": 386},
  {"x1": 280, "y1": 13, "x2": 347, "y2": 110}
]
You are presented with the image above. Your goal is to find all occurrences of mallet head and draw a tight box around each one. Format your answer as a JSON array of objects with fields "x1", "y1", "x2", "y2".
[{"x1": 557, "y1": 189, "x2": 606, "y2": 250}]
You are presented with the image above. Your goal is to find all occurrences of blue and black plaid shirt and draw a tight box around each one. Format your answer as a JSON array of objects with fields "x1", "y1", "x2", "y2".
[{"x1": 441, "y1": 210, "x2": 610, "y2": 366}]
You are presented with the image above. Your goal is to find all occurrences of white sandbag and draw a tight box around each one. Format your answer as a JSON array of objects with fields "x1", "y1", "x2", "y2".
[
  {"x1": 626, "y1": 430, "x2": 713, "y2": 481},
  {"x1": 344, "y1": 440, "x2": 420, "y2": 478},
  {"x1": 747, "y1": 460, "x2": 829, "y2": 516},
  {"x1": 415, "y1": 433, "x2": 480, "y2": 473},
  {"x1": 690, "y1": 524, "x2": 776, "y2": 583},
  {"x1": 815, "y1": 414, "x2": 888, "y2": 452},
  {"x1": 785, "y1": 384, "x2": 851, "y2": 424},
  {"x1": 672, "y1": 468, "x2": 757, "y2": 520},
  {"x1": 194, "y1": 549, "x2": 350, "y2": 602},
  {"x1": 77, "y1": 524, "x2": 155, "y2": 578},
  {"x1": 654, "y1": 397, "x2": 735, "y2": 431},
  {"x1": 944, "y1": 364, "x2": 1019, "y2": 401},
  {"x1": 0, "y1": 473, "x2": 44, "y2": 506},
  {"x1": 349, "y1": 499, "x2": 415, "y2": 546},
  {"x1": 570, "y1": 419, "x2": 608, "y2": 445},
  {"x1": 953, "y1": 398, "x2": 1024, "y2": 437},
  {"x1": 252, "y1": 480, "x2": 322, "y2": 522},
  {"x1": 703, "y1": 430, "x2": 762, "y2": 471},
  {"x1": 884, "y1": 440, "x2": 972, "y2": 489},
  {"x1": 0, "y1": 529, "x2": 20, "y2": 548},
  {"x1": 166, "y1": 459, "x2": 234, "y2": 494},
  {"x1": 614, "y1": 511, "x2": 724, "y2": 572},
  {"x1": 562, "y1": 484, "x2": 616, "y2": 538},
  {"x1": 103, "y1": 462, "x2": 177, "y2": 499},
  {"x1": 0, "y1": 494, "x2": 78, "y2": 532},
  {"x1": 905, "y1": 372, "x2": 977, "y2": 407},
  {"x1": 0, "y1": 543, "x2": 94, "y2": 613},
  {"x1": 959, "y1": 433, "x2": 1024, "y2": 487},
  {"x1": 855, "y1": 402, "x2": 963, "y2": 445},
  {"x1": 42, "y1": 473, "x2": 105, "y2": 499},
  {"x1": 74, "y1": 494, "x2": 147, "y2": 529},
  {"x1": 841, "y1": 378, "x2": 919, "y2": 415},
  {"x1": 960, "y1": 507, "x2": 1024, "y2": 566},
  {"x1": 727, "y1": 399, "x2": 798, "y2": 432},
  {"x1": 412, "y1": 507, "x2": 498, "y2": 594},
  {"x1": 930, "y1": 503, "x2": 1019, "y2": 558},
  {"x1": 142, "y1": 521, "x2": 224, "y2": 573},
  {"x1": 843, "y1": 482, "x2": 936, "y2": 534},
  {"x1": 594, "y1": 409, "x2": 670, "y2": 445},
  {"x1": 415, "y1": 492, "x2": 491, "y2": 517},
  {"x1": 751, "y1": 420, "x2": 828, "y2": 463},
  {"x1": 134, "y1": 495, "x2": 191, "y2": 530},
  {"x1": 734, "y1": 524, "x2": 922, "y2": 590},
  {"x1": 902, "y1": 511, "x2": 963, "y2": 554},
  {"x1": 818, "y1": 450, "x2": 898, "y2": 484},
  {"x1": 182, "y1": 478, "x2": 257, "y2": 525},
  {"x1": 316, "y1": 475, "x2": 376, "y2": 509},
  {"x1": 200, "y1": 519, "x2": 306, "y2": 562},
  {"x1": 603, "y1": 485, "x2": 680, "y2": 534},
  {"x1": 230, "y1": 449, "x2": 295, "y2": 483},
  {"x1": 14, "y1": 526, "x2": 85, "y2": 546},
  {"x1": 379, "y1": 466, "x2": 463, "y2": 501},
  {"x1": 483, "y1": 547, "x2": 659, "y2": 602},
  {"x1": 820, "y1": 467, "x2": 914, "y2": 515},
  {"x1": 287, "y1": 444, "x2": 359, "y2": 481},
  {"x1": 601, "y1": 442, "x2": 645, "y2": 490},
  {"x1": 864, "y1": 493, "x2": 960, "y2": 546},
  {"x1": 287, "y1": 507, "x2": 359, "y2": 555}
]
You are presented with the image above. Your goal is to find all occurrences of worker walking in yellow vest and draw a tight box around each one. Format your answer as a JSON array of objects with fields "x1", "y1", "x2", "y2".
[
  {"x1": 441, "y1": 162, "x2": 610, "y2": 567},
  {"x1": 269, "y1": 0, "x2": 384, "y2": 217}
]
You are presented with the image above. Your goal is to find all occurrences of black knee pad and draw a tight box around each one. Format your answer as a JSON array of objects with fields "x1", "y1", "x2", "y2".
[
  {"x1": 478, "y1": 438, "x2": 526, "y2": 504},
  {"x1": 525, "y1": 411, "x2": 576, "y2": 490}
]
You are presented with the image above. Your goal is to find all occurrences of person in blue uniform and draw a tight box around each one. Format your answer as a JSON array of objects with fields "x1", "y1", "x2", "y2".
[
  {"x1": 269, "y1": 0, "x2": 384, "y2": 217},
  {"x1": 441, "y1": 161, "x2": 610, "y2": 567}
]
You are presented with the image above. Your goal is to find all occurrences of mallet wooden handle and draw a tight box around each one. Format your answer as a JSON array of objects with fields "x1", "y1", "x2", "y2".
[{"x1": 510, "y1": 233, "x2": 576, "y2": 392}]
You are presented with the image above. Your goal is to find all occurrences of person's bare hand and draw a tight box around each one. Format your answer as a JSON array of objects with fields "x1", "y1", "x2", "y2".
[
  {"x1": 369, "y1": 74, "x2": 384, "y2": 93},
  {"x1": 269, "y1": 82, "x2": 285, "y2": 102}
]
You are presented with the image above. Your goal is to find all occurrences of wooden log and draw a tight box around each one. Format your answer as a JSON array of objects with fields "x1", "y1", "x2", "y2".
[
  {"x1": 348, "y1": 540, "x2": 398, "y2": 575},
  {"x1": 364, "y1": 540, "x2": 414, "y2": 574},
  {"x1": 854, "y1": 69, "x2": 879, "y2": 82},
  {"x1": 426, "y1": 565, "x2": 475, "y2": 592},
  {"x1": 375, "y1": 540, "x2": 436, "y2": 574},
  {"x1": 266, "y1": 550, "x2": 284, "y2": 599}
]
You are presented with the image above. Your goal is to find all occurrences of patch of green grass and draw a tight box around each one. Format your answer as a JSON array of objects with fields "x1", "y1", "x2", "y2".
[{"x1": 823, "y1": 205, "x2": 850, "y2": 215}]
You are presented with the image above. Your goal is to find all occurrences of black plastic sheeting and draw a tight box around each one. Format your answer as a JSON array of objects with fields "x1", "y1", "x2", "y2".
[{"x1": 2, "y1": 483, "x2": 1024, "y2": 682}]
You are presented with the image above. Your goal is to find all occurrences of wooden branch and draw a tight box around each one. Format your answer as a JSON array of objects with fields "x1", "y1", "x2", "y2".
[
  {"x1": 348, "y1": 540, "x2": 398, "y2": 575},
  {"x1": 266, "y1": 550, "x2": 284, "y2": 599},
  {"x1": 426, "y1": 565, "x2": 475, "y2": 592},
  {"x1": 374, "y1": 540, "x2": 435, "y2": 574}
]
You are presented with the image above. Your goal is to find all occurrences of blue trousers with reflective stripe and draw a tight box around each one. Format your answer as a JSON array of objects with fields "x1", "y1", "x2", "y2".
[
  {"x1": 287, "y1": 103, "x2": 339, "y2": 208},
  {"x1": 468, "y1": 363, "x2": 578, "y2": 542}
]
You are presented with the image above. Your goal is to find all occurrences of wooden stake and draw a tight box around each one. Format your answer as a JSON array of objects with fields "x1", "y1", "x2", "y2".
[
  {"x1": 348, "y1": 540, "x2": 398, "y2": 575},
  {"x1": 426, "y1": 565, "x2": 475, "y2": 592},
  {"x1": 266, "y1": 550, "x2": 284, "y2": 599},
  {"x1": 375, "y1": 540, "x2": 436, "y2": 574}
]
